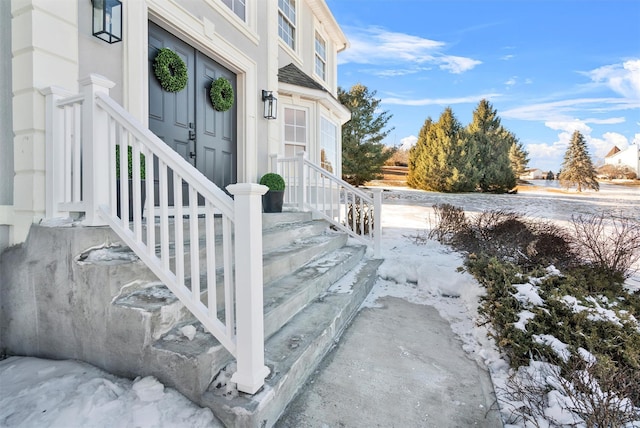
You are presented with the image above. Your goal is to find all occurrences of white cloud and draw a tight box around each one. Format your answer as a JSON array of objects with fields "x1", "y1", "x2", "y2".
[
  {"x1": 338, "y1": 26, "x2": 481, "y2": 74},
  {"x1": 383, "y1": 93, "x2": 501, "y2": 106},
  {"x1": 501, "y1": 54, "x2": 515, "y2": 61},
  {"x1": 505, "y1": 77, "x2": 517, "y2": 86},
  {"x1": 544, "y1": 120, "x2": 591, "y2": 134},
  {"x1": 399, "y1": 135, "x2": 418, "y2": 151},
  {"x1": 586, "y1": 59, "x2": 640, "y2": 99},
  {"x1": 502, "y1": 98, "x2": 640, "y2": 122}
]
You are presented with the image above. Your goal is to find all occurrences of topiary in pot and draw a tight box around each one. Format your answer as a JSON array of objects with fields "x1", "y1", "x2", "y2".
[{"x1": 259, "y1": 173, "x2": 285, "y2": 213}]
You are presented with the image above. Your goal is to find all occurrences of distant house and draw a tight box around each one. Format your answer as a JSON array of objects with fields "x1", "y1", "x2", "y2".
[
  {"x1": 604, "y1": 144, "x2": 640, "y2": 176},
  {"x1": 520, "y1": 168, "x2": 545, "y2": 180}
]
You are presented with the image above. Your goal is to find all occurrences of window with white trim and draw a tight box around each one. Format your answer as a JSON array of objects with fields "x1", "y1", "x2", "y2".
[
  {"x1": 278, "y1": 0, "x2": 296, "y2": 50},
  {"x1": 315, "y1": 32, "x2": 326, "y2": 81},
  {"x1": 222, "y1": 0, "x2": 246, "y2": 21},
  {"x1": 284, "y1": 107, "x2": 306, "y2": 157},
  {"x1": 320, "y1": 117, "x2": 337, "y2": 173}
]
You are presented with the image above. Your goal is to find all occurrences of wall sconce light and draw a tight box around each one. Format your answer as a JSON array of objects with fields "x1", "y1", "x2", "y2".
[
  {"x1": 92, "y1": 0, "x2": 122, "y2": 44},
  {"x1": 262, "y1": 90, "x2": 277, "y2": 120}
]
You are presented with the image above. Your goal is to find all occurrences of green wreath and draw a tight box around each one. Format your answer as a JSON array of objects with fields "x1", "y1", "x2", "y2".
[
  {"x1": 210, "y1": 77, "x2": 234, "y2": 112},
  {"x1": 153, "y1": 48, "x2": 188, "y2": 92}
]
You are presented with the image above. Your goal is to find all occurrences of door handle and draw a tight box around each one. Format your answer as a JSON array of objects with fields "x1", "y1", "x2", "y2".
[
  {"x1": 189, "y1": 151, "x2": 196, "y2": 159},
  {"x1": 188, "y1": 122, "x2": 196, "y2": 141}
]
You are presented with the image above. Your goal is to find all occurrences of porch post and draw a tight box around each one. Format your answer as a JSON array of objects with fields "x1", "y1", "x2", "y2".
[
  {"x1": 372, "y1": 188, "x2": 382, "y2": 259},
  {"x1": 269, "y1": 153, "x2": 278, "y2": 173},
  {"x1": 42, "y1": 86, "x2": 73, "y2": 219},
  {"x1": 226, "y1": 183, "x2": 270, "y2": 394},
  {"x1": 81, "y1": 74, "x2": 116, "y2": 226}
]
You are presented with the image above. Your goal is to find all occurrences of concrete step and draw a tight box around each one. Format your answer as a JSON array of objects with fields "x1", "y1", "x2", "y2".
[
  {"x1": 116, "y1": 244, "x2": 367, "y2": 403},
  {"x1": 200, "y1": 258, "x2": 384, "y2": 428}
]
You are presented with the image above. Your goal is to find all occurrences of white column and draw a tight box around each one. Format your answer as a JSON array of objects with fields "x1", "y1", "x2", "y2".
[
  {"x1": 297, "y1": 151, "x2": 306, "y2": 211},
  {"x1": 226, "y1": 182, "x2": 270, "y2": 394},
  {"x1": 42, "y1": 86, "x2": 73, "y2": 219},
  {"x1": 81, "y1": 74, "x2": 116, "y2": 226}
]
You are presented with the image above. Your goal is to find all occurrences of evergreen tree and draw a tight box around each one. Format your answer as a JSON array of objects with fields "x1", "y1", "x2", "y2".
[
  {"x1": 406, "y1": 117, "x2": 432, "y2": 189},
  {"x1": 468, "y1": 99, "x2": 515, "y2": 193},
  {"x1": 411, "y1": 108, "x2": 477, "y2": 192},
  {"x1": 507, "y1": 136, "x2": 529, "y2": 179},
  {"x1": 558, "y1": 130, "x2": 599, "y2": 192},
  {"x1": 339, "y1": 84, "x2": 394, "y2": 186}
]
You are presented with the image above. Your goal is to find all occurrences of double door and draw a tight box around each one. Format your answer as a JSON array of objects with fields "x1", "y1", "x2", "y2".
[{"x1": 148, "y1": 22, "x2": 237, "y2": 200}]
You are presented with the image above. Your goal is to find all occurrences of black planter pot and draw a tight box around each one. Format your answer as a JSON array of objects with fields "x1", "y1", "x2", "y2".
[
  {"x1": 262, "y1": 190, "x2": 284, "y2": 213},
  {"x1": 116, "y1": 179, "x2": 147, "y2": 221}
]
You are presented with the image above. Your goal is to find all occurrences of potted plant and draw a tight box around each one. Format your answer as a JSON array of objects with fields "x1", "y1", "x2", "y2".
[
  {"x1": 116, "y1": 145, "x2": 146, "y2": 221},
  {"x1": 259, "y1": 173, "x2": 285, "y2": 213}
]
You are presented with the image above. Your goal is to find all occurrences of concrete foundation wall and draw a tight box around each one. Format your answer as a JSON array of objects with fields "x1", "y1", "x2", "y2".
[{"x1": 0, "y1": 224, "x2": 159, "y2": 375}]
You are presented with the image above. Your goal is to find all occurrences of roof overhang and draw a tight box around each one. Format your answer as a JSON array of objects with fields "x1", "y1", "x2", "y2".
[
  {"x1": 306, "y1": 0, "x2": 349, "y2": 52},
  {"x1": 279, "y1": 82, "x2": 351, "y2": 124}
]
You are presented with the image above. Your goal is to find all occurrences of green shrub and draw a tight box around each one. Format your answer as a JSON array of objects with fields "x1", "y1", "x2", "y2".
[
  {"x1": 259, "y1": 173, "x2": 285, "y2": 191},
  {"x1": 115, "y1": 145, "x2": 146, "y2": 179}
]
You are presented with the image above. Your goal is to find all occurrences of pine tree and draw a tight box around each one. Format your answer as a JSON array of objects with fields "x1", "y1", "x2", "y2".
[
  {"x1": 559, "y1": 130, "x2": 599, "y2": 192},
  {"x1": 406, "y1": 117, "x2": 432, "y2": 189},
  {"x1": 507, "y1": 136, "x2": 529, "y2": 179},
  {"x1": 339, "y1": 84, "x2": 394, "y2": 186},
  {"x1": 468, "y1": 99, "x2": 515, "y2": 193},
  {"x1": 411, "y1": 108, "x2": 477, "y2": 192}
]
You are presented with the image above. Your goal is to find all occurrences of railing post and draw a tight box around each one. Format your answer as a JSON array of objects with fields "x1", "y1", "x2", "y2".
[
  {"x1": 269, "y1": 153, "x2": 278, "y2": 173},
  {"x1": 297, "y1": 151, "x2": 306, "y2": 211},
  {"x1": 372, "y1": 188, "x2": 382, "y2": 259},
  {"x1": 42, "y1": 86, "x2": 73, "y2": 219},
  {"x1": 80, "y1": 74, "x2": 115, "y2": 226},
  {"x1": 226, "y1": 183, "x2": 270, "y2": 394}
]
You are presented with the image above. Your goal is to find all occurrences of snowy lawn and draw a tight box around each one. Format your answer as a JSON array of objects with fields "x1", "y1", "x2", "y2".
[{"x1": 1, "y1": 181, "x2": 638, "y2": 427}]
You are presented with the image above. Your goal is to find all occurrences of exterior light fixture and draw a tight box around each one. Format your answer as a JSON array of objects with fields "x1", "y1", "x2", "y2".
[
  {"x1": 262, "y1": 90, "x2": 277, "y2": 120},
  {"x1": 92, "y1": 0, "x2": 122, "y2": 44}
]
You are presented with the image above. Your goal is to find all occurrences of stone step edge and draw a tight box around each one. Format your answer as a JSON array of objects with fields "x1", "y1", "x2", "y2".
[{"x1": 199, "y1": 257, "x2": 383, "y2": 428}]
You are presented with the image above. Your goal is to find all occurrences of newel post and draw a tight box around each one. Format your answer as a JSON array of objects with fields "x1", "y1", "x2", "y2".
[
  {"x1": 81, "y1": 74, "x2": 115, "y2": 226},
  {"x1": 226, "y1": 183, "x2": 270, "y2": 394},
  {"x1": 42, "y1": 86, "x2": 73, "y2": 219},
  {"x1": 372, "y1": 188, "x2": 382, "y2": 259}
]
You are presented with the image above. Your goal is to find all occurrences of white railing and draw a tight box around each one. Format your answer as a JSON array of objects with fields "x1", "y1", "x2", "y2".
[
  {"x1": 43, "y1": 74, "x2": 269, "y2": 394},
  {"x1": 271, "y1": 152, "x2": 382, "y2": 258}
]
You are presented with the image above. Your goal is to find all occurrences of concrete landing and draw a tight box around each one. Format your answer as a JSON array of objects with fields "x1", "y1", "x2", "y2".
[{"x1": 276, "y1": 297, "x2": 502, "y2": 427}]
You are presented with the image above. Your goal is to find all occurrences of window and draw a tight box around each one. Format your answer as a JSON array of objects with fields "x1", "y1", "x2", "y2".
[
  {"x1": 278, "y1": 0, "x2": 296, "y2": 50},
  {"x1": 284, "y1": 107, "x2": 306, "y2": 156},
  {"x1": 222, "y1": 0, "x2": 246, "y2": 20},
  {"x1": 320, "y1": 117, "x2": 337, "y2": 173},
  {"x1": 315, "y1": 32, "x2": 326, "y2": 81}
]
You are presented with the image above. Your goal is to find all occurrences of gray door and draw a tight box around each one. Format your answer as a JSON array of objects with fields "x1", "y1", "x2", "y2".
[{"x1": 148, "y1": 23, "x2": 237, "y2": 201}]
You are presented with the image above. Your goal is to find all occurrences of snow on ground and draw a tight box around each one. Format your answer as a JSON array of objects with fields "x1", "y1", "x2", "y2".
[{"x1": 1, "y1": 181, "x2": 638, "y2": 427}]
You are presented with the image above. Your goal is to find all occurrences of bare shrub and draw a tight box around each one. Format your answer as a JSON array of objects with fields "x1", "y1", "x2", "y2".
[
  {"x1": 570, "y1": 213, "x2": 640, "y2": 279},
  {"x1": 427, "y1": 203, "x2": 470, "y2": 243},
  {"x1": 346, "y1": 198, "x2": 374, "y2": 235},
  {"x1": 501, "y1": 359, "x2": 640, "y2": 428}
]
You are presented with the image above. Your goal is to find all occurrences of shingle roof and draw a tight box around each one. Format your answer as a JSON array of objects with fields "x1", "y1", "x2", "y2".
[
  {"x1": 278, "y1": 63, "x2": 327, "y2": 92},
  {"x1": 605, "y1": 146, "x2": 621, "y2": 158}
]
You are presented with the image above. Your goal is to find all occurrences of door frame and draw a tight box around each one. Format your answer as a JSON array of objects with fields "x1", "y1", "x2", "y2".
[{"x1": 122, "y1": 2, "x2": 259, "y2": 183}]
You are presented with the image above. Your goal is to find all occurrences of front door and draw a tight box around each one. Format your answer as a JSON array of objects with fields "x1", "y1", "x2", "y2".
[{"x1": 148, "y1": 23, "x2": 237, "y2": 200}]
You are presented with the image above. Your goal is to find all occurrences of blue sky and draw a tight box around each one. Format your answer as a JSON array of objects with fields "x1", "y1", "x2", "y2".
[{"x1": 327, "y1": 0, "x2": 640, "y2": 173}]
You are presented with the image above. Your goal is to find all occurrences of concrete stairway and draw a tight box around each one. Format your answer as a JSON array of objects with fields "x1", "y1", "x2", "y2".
[{"x1": 111, "y1": 212, "x2": 382, "y2": 427}]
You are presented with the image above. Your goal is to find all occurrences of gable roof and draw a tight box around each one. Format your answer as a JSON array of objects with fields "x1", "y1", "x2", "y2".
[
  {"x1": 605, "y1": 146, "x2": 621, "y2": 158},
  {"x1": 278, "y1": 63, "x2": 327, "y2": 92}
]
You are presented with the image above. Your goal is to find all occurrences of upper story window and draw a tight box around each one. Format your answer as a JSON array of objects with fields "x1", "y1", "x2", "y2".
[
  {"x1": 315, "y1": 32, "x2": 326, "y2": 81},
  {"x1": 222, "y1": 0, "x2": 246, "y2": 21},
  {"x1": 278, "y1": 0, "x2": 296, "y2": 50}
]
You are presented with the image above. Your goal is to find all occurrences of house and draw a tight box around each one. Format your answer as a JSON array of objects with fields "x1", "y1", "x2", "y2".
[
  {"x1": 519, "y1": 168, "x2": 545, "y2": 180},
  {"x1": 0, "y1": 1, "x2": 382, "y2": 426},
  {"x1": 604, "y1": 144, "x2": 640, "y2": 176}
]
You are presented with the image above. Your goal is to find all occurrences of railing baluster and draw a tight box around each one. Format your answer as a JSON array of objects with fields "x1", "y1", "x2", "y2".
[
  {"x1": 145, "y1": 149, "x2": 155, "y2": 256},
  {"x1": 189, "y1": 186, "x2": 200, "y2": 298},
  {"x1": 132, "y1": 139, "x2": 143, "y2": 240},
  {"x1": 118, "y1": 126, "x2": 129, "y2": 228},
  {"x1": 159, "y1": 160, "x2": 170, "y2": 271},
  {"x1": 73, "y1": 104, "x2": 82, "y2": 203},
  {"x1": 223, "y1": 215, "x2": 234, "y2": 338},
  {"x1": 206, "y1": 202, "x2": 217, "y2": 319},
  {"x1": 173, "y1": 171, "x2": 184, "y2": 285}
]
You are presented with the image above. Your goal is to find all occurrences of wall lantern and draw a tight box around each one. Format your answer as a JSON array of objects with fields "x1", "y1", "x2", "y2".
[
  {"x1": 262, "y1": 90, "x2": 277, "y2": 120},
  {"x1": 92, "y1": 0, "x2": 122, "y2": 44}
]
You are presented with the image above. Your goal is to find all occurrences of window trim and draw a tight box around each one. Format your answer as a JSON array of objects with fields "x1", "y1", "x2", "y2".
[
  {"x1": 278, "y1": 0, "x2": 296, "y2": 51},
  {"x1": 314, "y1": 31, "x2": 327, "y2": 81}
]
